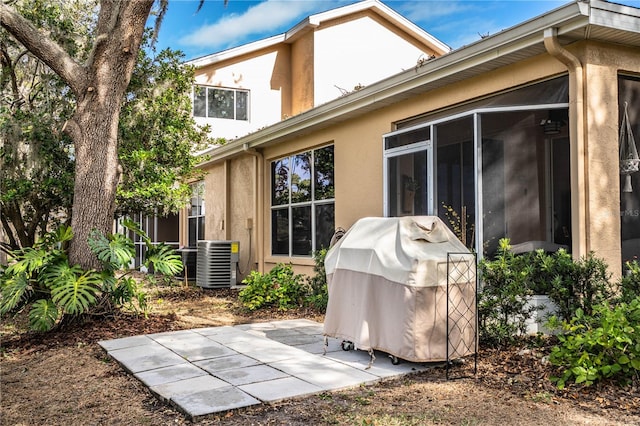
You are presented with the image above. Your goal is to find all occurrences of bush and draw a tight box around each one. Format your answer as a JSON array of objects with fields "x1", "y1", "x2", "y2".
[
  {"x1": 238, "y1": 263, "x2": 306, "y2": 311},
  {"x1": 527, "y1": 249, "x2": 611, "y2": 321},
  {"x1": 618, "y1": 260, "x2": 640, "y2": 304},
  {"x1": 549, "y1": 298, "x2": 640, "y2": 389},
  {"x1": 478, "y1": 238, "x2": 535, "y2": 346},
  {"x1": 305, "y1": 249, "x2": 329, "y2": 312},
  {"x1": 0, "y1": 220, "x2": 182, "y2": 331}
]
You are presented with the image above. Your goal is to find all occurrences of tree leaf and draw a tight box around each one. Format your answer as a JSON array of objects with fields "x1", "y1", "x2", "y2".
[{"x1": 29, "y1": 299, "x2": 60, "y2": 332}]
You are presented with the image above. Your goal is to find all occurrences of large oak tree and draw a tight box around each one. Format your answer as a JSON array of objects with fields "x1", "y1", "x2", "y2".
[{"x1": 1, "y1": 0, "x2": 157, "y2": 268}]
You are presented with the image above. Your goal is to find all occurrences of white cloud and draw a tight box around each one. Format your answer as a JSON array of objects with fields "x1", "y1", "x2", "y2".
[
  {"x1": 179, "y1": 0, "x2": 336, "y2": 49},
  {"x1": 393, "y1": 0, "x2": 476, "y2": 23}
]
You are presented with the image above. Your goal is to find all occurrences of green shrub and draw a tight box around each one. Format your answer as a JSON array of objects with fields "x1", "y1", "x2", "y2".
[
  {"x1": 305, "y1": 249, "x2": 329, "y2": 312},
  {"x1": 549, "y1": 298, "x2": 640, "y2": 389},
  {"x1": 526, "y1": 249, "x2": 611, "y2": 321},
  {"x1": 618, "y1": 260, "x2": 640, "y2": 304},
  {"x1": 0, "y1": 220, "x2": 182, "y2": 331},
  {"x1": 478, "y1": 238, "x2": 535, "y2": 346},
  {"x1": 238, "y1": 263, "x2": 306, "y2": 311}
]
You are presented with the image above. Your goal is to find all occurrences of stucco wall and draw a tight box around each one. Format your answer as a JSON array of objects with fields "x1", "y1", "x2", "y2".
[
  {"x1": 229, "y1": 156, "x2": 256, "y2": 280},
  {"x1": 313, "y1": 12, "x2": 436, "y2": 106},
  {"x1": 290, "y1": 32, "x2": 315, "y2": 116},
  {"x1": 204, "y1": 164, "x2": 226, "y2": 241}
]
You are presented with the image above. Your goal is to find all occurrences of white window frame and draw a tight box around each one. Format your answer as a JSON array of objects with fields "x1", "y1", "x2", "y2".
[
  {"x1": 270, "y1": 145, "x2": 335, "y2": 257},
  {"x1": 193, "y1": 85, "x2": 249, "y2": 121}
]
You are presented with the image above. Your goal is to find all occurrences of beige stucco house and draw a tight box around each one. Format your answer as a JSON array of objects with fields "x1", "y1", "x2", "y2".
[{"x1": 183, "y1": 0, "x2": 640, "y2": 281}]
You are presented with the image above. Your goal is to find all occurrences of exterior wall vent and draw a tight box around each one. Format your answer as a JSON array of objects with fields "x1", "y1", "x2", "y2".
[{"x1": 196, "y1": 241, "x2": 239, "y2": 288}]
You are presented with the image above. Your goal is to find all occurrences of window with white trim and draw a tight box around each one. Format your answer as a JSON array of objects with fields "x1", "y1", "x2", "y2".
[
  {"x1": 193, "y1": 85, "x2": 248, "y2": 120},
  {"x1": 188, "y1": 182, "x2": 205, "y2": 247},
  {"x1": 271, "y1": 145, "x2": 335, "y2": 256}
]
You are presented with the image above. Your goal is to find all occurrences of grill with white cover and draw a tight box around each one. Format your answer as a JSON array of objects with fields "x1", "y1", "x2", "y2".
[{"x1": 323, "y1": 216, "x2": 476, "y2": 363}]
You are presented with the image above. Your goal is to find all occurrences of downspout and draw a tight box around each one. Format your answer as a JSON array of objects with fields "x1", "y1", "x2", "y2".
[
  {"x1": 243, "y1": 144, "x2": 265, "y2": 273},
  {"x1": 543, "y1": 27, "x2": 589, "y2": 258}
]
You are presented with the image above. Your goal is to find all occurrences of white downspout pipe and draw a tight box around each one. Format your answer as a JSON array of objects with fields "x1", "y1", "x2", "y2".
[
  {"x1": 243, "y1": 145, "x2": 265, "y2": 273},
  {"x1": 543, "y1": 27, "x2": 589, "y2": 259}
]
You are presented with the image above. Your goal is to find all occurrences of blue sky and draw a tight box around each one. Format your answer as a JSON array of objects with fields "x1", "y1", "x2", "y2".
[{"x1": 152, "y1": 0, "x2": 640, "y2": 61}]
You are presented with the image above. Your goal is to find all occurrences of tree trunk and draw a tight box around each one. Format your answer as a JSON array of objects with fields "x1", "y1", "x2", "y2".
[
  {"x1": 65, "y1": 0, "x2": 154, "y2": 269},
  {"x1": 1, "y1": 0, "x2": 154, "y2": 269}
]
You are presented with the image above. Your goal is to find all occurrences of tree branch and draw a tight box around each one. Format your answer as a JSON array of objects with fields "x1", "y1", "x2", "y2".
[{"x1": 0, "y1": 2, "x2": 87, "y2": 97}]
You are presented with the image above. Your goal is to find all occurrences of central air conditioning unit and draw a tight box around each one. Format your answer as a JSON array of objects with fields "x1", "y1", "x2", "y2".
[{"x1": 196, "y1": 240, "x2": 239, "y2": 288}]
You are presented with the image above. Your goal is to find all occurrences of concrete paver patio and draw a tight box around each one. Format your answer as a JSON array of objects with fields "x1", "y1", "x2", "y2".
[{"x1": 99, "y1": 319, "x2": 432, "y2": 419}]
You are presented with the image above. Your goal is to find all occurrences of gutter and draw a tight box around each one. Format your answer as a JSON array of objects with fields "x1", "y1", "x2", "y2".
[
  {"x1": 543, "y1": 27, "x2": 589, "y2": 258},
  {"x1": 243, "y1": 144, "x2": 265, "y2": 273}
]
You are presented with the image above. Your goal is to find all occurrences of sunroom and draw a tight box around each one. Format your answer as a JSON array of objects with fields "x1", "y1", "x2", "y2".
[{"x1": 384, "y1": 76, "x2": 572, "y2": 258}]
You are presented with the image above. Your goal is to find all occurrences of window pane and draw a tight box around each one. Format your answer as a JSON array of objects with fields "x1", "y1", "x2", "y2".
[
  {"x1": 291, "y1": 152, "x2": 311, "y2": 203},
  {"x1": 315, "y1": 203, "x2": 335, "y2": 251},
  {"x1": 193, "y1": 86, "x2": 206, "y2": 117},
  {"x1": 157, "y1": 214, "x2": 179, "y2": 242},
  {"x1": 271, "y1": 209, "x2": 289, "y2": 255},
  {"x1": 236, "y1": 91, "x2": 248, "y2": 121},
  {"x1": 272, "y1": 158, "x2": 289, "y2": 205},
  {"x1": 209, "y1": 88, "x2": 234, "y2": 119},
  {"x1": 292, "y1": 206, "x2": 311, "y2": 256},
  {"x1": 188, "y1": 217, "x2": 197, "y2": 247},
  {"x1": 481, "y1": 110, "x2": 561, "y2": 257},
  {"x1": 385, "y1": 127, "x2": 430, "y2": 150},
  {"x1": 197, "y1": 217, "x2": 205, "y2": 241},
  {"x1": 436, "y1": 116, "x2": 475, "y2": 250},
  {"x1": 314, "y1": 146, "x2": 334, "y2": 200},
  {"x1": 387, "y1": 150, "x2": 428, "y2": 217}
]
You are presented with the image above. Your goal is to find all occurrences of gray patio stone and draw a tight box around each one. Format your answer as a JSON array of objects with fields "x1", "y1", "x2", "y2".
[
  {"x1": 150, "y1": 375, "x2": 229, "y2": 401},
  {"x1": 98, "y1": 335, "x2": 155, "y2": 351},
  {"x1": 266, "y1": 332, "x2": 322, "y2": 347},
  {"x1": 194, "y1": 354, "x2": 261, "y2": 374},
  {"x1": 135, "y1": 363, "x2": 208, "y2": 387},
  {"x1": 239, "y1": 376, "x2": 323, "y2": 403},
  {"x1": 270, "y1": 356, "x2": 379, "y2": 390},
  {"x1": 325, "y1": 349, "x2": 430, "y2": 378},
  {"x1": 108, "y1": 343, "x2": 187, "y2": 373},
  {"x1": 171, "y1": 386, "x2": 260, "y2": 417},
  {"x1": 241, "y1": 344, "x2": 315, "y2": 364},
  {"x1": 212, "y1": 364, "x2": 290, "y2": 386},
  {"x1": 150, "y1": 332, "x2": 238, "y2": 361}
]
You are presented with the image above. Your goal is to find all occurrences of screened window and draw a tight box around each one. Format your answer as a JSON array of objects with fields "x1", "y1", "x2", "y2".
[
  {"x1": 271, "y1": 145, "x2": 335, "y2": 256},
  {"x1": 188, "y1": 182, "x2": 205, "y2": 247},
  {"x1": 193, "y1": 85, "x2": 249, "y2": 121}
]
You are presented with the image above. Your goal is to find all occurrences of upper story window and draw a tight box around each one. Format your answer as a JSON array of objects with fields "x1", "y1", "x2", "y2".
[
  {"x1": 271, "y1": 145, "x2": 335, "y2": 257},
  {"x1": 193, "y1": 85, "x2": 249, "y2": 121}
]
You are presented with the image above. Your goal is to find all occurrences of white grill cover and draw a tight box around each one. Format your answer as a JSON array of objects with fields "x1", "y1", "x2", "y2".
[{"x1": 323, "y1": 216, "x2": 476, "y2": 362}]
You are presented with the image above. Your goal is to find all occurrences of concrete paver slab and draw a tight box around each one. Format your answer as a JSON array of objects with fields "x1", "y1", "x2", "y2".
[
  {"x1": 326, "y1": 349, "x2": 430, "y2": 378},
  {"x1": 270, "y1": 356, "x2": 379, "y2": 390},
  {"x1": 212, "y1": 364, "x2": 290, "y2": 386},
  {"x1": 171, "y1": 386, "x2": 260, "y2": 417},
  {"x1": 193, "y1": 354, "x2": 261, "y2": 374},
  {"x1": 135, "y1": 363, "x2": 208, "y2": 387},
  {"x1": 150, "y1": 374, "x2": 229, "y2": 401},
  {"x1": 239, "y1": 376, "x2": 323, "y2": 403},
  {"x1": 150, "y1": 333, "x2": 238, "y2": 361},
  {"x1": 108, "y1": 343, "x2": 187, "y2": 373},
  {"x1": 98, "y1": 335, "x2": 155, "y2": 351}
]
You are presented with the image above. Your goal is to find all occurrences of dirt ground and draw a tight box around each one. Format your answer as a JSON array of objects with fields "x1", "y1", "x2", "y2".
[{"x1": 1, "y1": 284, "x2": 639, "y2": 425}]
